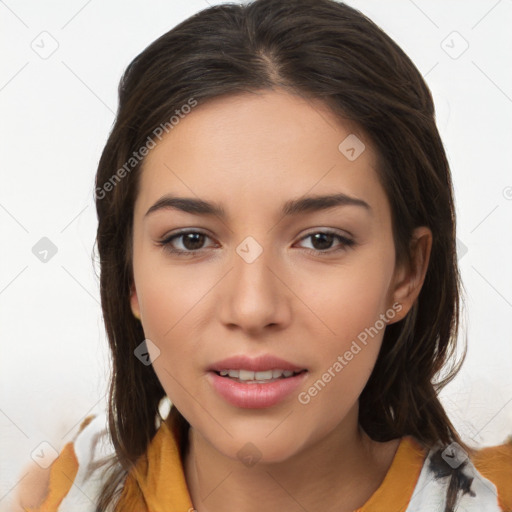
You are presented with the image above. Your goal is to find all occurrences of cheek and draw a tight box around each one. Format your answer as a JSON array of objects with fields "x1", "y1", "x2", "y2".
[
  {"x1": 297, "y1": 253, "x2": 394, "y2": 350},
  {"x1": 138, "y1": 269, "x2": 204, "y2": 414},
  {"x1": 291, "y1": 251, "x2": 394, "y2": 410},
  {"x1": 295, "y1": 279, "x2": 389, "y2": 427},
  {"x1": 137, "y1": 254, "x2": 208, "y2": 341},
  {"x1": 132, "y1": 260, "x2": 203, "y2": 392}
]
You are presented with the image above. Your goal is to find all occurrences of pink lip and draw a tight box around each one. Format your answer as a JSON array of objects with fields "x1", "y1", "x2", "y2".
[
  {"x1": 208, "y1": 370, "x2": 308, "y2": 409},
  {"x1": 207, "y1": 354, "x2": 307, "y2": 372}
]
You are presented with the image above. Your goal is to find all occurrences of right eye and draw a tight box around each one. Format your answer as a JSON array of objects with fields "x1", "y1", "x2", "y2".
[{"x1": 157, "y1": 230, "x2": 217, "y2": 256}]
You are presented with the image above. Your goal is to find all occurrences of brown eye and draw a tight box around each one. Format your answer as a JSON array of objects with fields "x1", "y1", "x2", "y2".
[
  {"x1": 297, "y1": 230, "x2": 355, "y2": 255},
  {"x1": 157, "y1": 229, "x2": 355, "y2": 257},
  {"x1": 158, "y1": 230, "x2": 215, "y2": 255}
]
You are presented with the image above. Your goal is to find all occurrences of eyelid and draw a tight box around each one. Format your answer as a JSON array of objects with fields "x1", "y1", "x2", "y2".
[
  {"x1": 298, "y1": 227, "x2": 354, "y2": 241},
  {"x1": 159, "y1": 226, "x2": 353, "y2": 242},
  {"x1": 159, "y1": 229, "x2": 217, "y2": 252},
  {"x1": 157, "y1": 227, "x2": 355, "y2": 256}
]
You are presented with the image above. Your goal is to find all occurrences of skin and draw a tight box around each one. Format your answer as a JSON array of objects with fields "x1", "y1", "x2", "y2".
[
  {"x1": 14, "y1": 463, "x2": 52, "y2": 511},
  {"x1": 130, "y1": 88, "x2": 432, "y2": 512}
]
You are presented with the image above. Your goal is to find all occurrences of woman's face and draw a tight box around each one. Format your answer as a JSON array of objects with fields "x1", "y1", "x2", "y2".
[{"x1": 130, "y1": 89, "x2": 420, "y2": 463}]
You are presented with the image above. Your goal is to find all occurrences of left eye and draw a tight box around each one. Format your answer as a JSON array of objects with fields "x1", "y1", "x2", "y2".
[
  {"x1": 158, "y1": 230, "x2": 354, "y2": 256},
  {"x1": 297, "y1": 231, "x2": 355, "y2": 253}
]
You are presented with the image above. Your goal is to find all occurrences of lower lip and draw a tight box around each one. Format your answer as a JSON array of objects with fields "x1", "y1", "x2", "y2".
[{"x1": 208, "y1": 371, "x2": 308, "y2": 409}]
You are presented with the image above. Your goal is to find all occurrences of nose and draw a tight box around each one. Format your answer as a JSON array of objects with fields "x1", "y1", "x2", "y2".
[{"x1": 218, "y1": 237, "x2": 292, "y2": 334}]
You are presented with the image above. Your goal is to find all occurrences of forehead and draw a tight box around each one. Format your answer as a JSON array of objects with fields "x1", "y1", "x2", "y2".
[{"x1": 135, "y1": 89, "x2": 386, "y2": 219}]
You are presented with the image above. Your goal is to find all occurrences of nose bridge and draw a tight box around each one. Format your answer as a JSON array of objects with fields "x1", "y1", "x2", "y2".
[
  {"x1": 220, "y1": 233, "x2": 287, "y2": 328},
  {"x1": 231, "y1": 234, "x2": 276, "y2": 295}
]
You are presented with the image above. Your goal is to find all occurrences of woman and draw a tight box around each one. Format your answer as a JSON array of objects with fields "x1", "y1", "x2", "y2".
[{"x1": 21, "y1": 0, "x2": 512, "y2": 511}]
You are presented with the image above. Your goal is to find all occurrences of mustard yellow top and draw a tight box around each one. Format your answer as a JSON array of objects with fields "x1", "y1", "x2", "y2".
[{"x1": 27, "y1": 413, "x2": 512, "y2": 512}]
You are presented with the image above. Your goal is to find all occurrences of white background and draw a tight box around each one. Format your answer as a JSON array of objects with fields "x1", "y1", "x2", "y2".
[{"x1": 1, "y1": 0, "x2": 511, "y2": 509}]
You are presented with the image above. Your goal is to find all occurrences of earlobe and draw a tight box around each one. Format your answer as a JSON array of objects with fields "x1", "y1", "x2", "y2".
[
  {"x1": 130, "y1": 283, "x2": 141, "y2": 320},
  {"x1": 388, "y1": 226, "x2": 432, "y2": 324}
]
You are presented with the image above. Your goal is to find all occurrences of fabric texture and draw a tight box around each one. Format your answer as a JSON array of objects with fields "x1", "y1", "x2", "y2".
[{"x1": 27, "y1": 410, "x2": 512, "y2": 512}]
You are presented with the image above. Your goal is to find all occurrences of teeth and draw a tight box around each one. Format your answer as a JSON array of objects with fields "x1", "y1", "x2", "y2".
[
  {"x1": 240, "y1": 369, "x2": 256, "y2": 380},
  {"x1": 218, "y1": 369, "x2": 300, "y2": 380}
]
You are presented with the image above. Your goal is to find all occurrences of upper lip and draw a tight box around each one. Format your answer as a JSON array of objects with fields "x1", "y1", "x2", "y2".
[{"x1": 208, "y1": 354, "x2": 307, "y2": 372}]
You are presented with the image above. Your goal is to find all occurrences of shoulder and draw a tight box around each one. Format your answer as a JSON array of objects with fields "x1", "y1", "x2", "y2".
[
  {"x1": 409, "y1": 437, "x2": 512, "y2": 512},
  {"x1": 471, "y1": 437, "x2": 512, "y2": 511},
  {"x1": 19, "y1": 413, "x2": 119, "y2": 512}
]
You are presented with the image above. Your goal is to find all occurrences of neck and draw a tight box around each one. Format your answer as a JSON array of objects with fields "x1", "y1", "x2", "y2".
[{"x1": 182, "y1": 405, "x2": 400, "y2": 512}]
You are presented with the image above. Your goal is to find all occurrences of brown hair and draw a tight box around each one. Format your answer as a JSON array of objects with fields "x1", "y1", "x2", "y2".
[{"x1": 93, "y1": 0, "x2": 467, "y2": 510}]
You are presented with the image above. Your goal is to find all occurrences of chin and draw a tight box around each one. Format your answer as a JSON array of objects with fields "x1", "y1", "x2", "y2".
[{"x1": 212, "y1": 431, "x2": 303, "y2": 466}]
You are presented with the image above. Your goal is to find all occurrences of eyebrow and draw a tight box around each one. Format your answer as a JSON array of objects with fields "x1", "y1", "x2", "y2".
[{"x1": 144, "y1": 193, "x2": 371, "y2": 220}]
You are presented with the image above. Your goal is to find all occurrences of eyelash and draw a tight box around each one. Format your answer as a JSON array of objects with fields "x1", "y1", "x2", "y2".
[{"x1": 156, "y1": 229, "x2": 355, "y2": 257}]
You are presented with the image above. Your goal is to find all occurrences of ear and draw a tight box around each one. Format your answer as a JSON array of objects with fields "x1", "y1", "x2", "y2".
[
  {"x1": 130, "y1": 281, "x2": 141, "y2": 320},
  {"x1": 387, "y1": 226, "x2": 432, "y2": 324}
]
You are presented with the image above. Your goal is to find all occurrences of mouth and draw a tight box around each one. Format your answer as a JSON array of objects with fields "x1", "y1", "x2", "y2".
[
  {"x1": 212, "y1": 368, "x2": 308, "y2": 384},
  {"x1": 208, "y1": 367, "x2": 309, "y2": 408}
]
